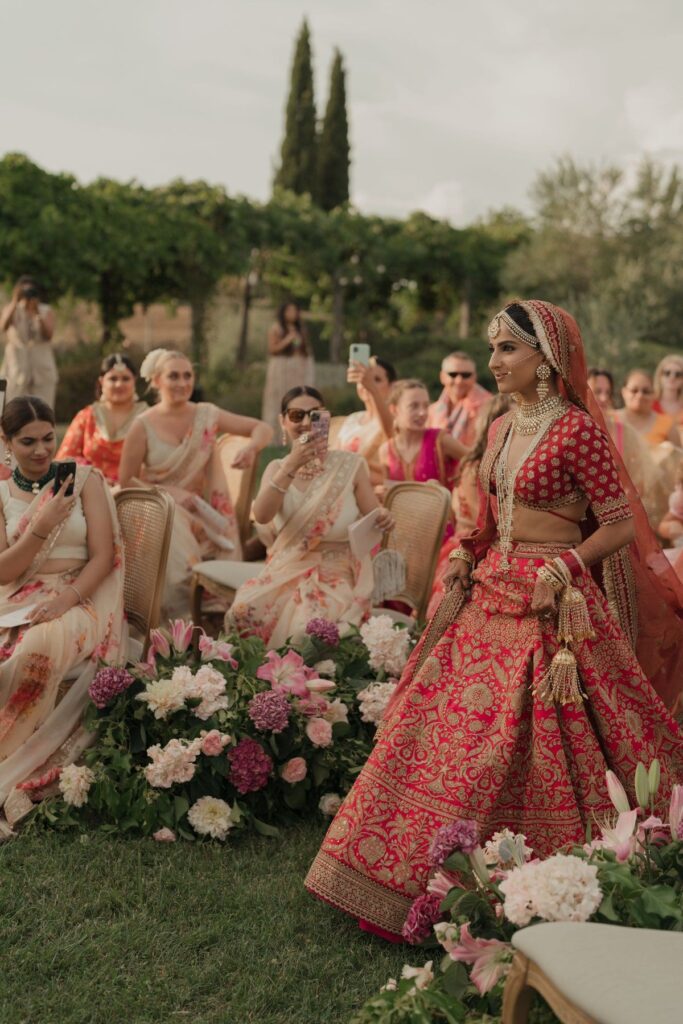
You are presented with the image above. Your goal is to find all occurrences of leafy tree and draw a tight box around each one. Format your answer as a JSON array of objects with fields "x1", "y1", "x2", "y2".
[
  {"x1": 316, "y1": 49, "x2": 350, "y2": 211},
  {"x1": 273, "y1": 20, "x2": 317, "y2": 198}
]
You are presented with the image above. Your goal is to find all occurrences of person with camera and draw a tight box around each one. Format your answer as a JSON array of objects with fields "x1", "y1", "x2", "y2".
[
  {"x1": 0, "y1": 395, "x2": 125, "y2": 834},
  {"x1": 0, "y1": 277, "x2": 58, "y2": 407}
]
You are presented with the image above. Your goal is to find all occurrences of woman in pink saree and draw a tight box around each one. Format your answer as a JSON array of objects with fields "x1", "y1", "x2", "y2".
[
  {"x1": 229, "y1": 387, "x2": 392, "y2": 648},
  {"x1": 0, "y1": 396, "x2": 124, "y2": 832},
  {"x1": 119, "y1": 349, "x2": 272, "y2": 619}
]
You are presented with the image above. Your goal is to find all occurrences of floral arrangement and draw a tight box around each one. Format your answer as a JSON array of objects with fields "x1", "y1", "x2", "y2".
[
  {"x1": 352, "y1": 762, "x2": 683, "y2": 1023},
  {"x1": 36, "y1": 616, "x2": 415, "y2": 844}
]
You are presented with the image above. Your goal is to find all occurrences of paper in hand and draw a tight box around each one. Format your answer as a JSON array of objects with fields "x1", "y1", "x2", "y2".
[{"x1": 348, "y1": 509, "x2": 384, "y2": 560}]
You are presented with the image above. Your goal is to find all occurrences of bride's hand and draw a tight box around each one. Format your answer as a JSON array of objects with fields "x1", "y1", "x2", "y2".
[
  {"x1": 443, "y1": 557, "x2": 472, "y2": 593},
  {"x1": 530, "y1": 578, "x2": 557, "y2": 620}
]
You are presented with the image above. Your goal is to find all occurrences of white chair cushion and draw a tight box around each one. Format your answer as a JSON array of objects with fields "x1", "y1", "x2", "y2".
[
  {"x1": 193, "y1": 560, "x2": 265, "y2": 590},
  {"x1": 513, "y1": 922, "x2": 683, "y2": 1024},
  {"x1": 371, "y1": 607, "x2": 416, "y2": 630}
]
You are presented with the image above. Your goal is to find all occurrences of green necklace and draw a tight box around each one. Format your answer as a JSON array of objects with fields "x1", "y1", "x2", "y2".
[{"x1": 12, "y1": 463, "x2": 57, "y2": 495}]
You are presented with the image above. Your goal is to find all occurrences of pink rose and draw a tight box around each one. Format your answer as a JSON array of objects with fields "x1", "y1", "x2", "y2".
[
  {"x1": 305, "y1": 717, "x2": 333, "y2": 748},
  {"x1": 200, "y1": 730, "x2": 230, "y2": 757},
  {"x1": 153, "y1": 828, "x2": 177, "y2": 842},
  {"x1": 281, "y1": 757, "x2": 307, "y2": 784}
]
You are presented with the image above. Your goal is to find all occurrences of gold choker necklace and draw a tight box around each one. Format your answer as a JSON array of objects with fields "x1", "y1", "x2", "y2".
[{"x1": 513, "y1": 396, "x2": 567, "y2": 435}]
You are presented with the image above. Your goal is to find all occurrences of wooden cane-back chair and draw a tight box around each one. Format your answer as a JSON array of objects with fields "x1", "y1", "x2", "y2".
[
  {"x1": 216, "y1": 434, "x2": 260, "y2": 548},
  {"x1": 379, "y1": 481, "x2": 451, "y2": 622},
  {"x1": 114, "y1": 488, "x2": 174, "y2": 656}
]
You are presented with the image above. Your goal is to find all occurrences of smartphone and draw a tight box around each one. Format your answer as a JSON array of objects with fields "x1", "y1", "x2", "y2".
[
  {"x1": 349, "y1": 343, "x2": 371, "y2": 367},
  {"x1": 309, "y1": 409, "x2": 330, "y2": 447},
  {"x1": 0, "y1": 379, "x2": 6, "y2": 420},
  {"x1": 53, "y1": 460, "x2": 77, "y2": 497}
]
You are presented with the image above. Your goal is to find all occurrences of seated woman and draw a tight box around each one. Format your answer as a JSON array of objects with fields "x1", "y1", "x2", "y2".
[
  {"x1": 0, "y1": 396, "x2": 124, "y2": 830},
  {"x1": 653, "y1": 354, "x2": 683, "y2": 426},
  {"x1": 57, "y1": 353, "x2": 147, "y2": 485},
  {"x1": 330, "y1": 357, "x2": 396, "y2": 487},
  {"x1": 119, "y1": 349, "x2": 272, "y2": 620},
  {"x1": 228, "y1": 386, "x2": 392, "y2": 649}
]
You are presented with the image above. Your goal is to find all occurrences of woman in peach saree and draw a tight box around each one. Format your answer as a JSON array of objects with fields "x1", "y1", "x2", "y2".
[
  {"x1": 0, "y1": 397, "x2": 124, "y2": 832},
  {"x1": 229, "y1": 387, "x2": 391, "y2": 648},
  {"x1": 119, "y1": 349, "x2": 272, "y2": 619},
  {"x1": 306, "y1": 300, "x2": 683, "y2": 940}
]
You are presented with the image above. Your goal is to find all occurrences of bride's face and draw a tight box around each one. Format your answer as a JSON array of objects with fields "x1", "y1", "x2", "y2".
[
  {"x1": 488, "y1": 327, "x2": 545, "y2": 398},
  {"x1": 6, "y1": 420, "x2": 57, "y2": 478}
]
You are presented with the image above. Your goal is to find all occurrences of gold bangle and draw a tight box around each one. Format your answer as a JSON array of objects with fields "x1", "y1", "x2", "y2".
[
  {"x1": 448, "y1": 546, "x2": 475, "y2": 566},
  {"x1": 66, "y1": 582, "x2": 83, "y2": 604},
  {"x1": 269, "y1": 479, "x2": 288, "y2": 495}
]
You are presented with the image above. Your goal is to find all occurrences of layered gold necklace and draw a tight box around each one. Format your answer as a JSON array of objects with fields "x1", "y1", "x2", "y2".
[{"x1": 512, "y1": 395, "x2": 567, "y2": 435}]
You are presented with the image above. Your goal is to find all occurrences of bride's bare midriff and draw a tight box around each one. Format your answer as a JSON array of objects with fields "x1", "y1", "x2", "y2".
[{"x1": 510, "y1": 498, "x2": 588, "y2": 546}]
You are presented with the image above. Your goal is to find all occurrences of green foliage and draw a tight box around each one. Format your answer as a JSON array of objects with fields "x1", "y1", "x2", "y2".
[
  {"x1": 317, "y1": 49, "x2": 350, "y2": 211},
  {"x1": 273, "y1": 19, "x2": 318, "y2": 198}
]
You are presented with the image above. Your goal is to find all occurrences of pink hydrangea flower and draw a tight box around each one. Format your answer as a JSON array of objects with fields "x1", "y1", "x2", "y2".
[
  {"x1": 430, "y1": 819, "x2": 480, "y2": 866},
  {"x1": 228, "y1": 738, "x2": 273, "y2": 794},
  {"x1": 281, "y1": 757, "x2": 307, "y2": 784},
  {"x1": 305, "y1": 717, "x2": 333, "y2": 748},
  {"x1": 256, "y1": 650, "x2": 310, "y2": 697},
  {"x1": 402, "y1": 892, "x2": 443, "y2": 944},
  {"x1": 248, "y1": 691, "x2": 291, "y2": 733},
  {"x1": 88, "y1": 667, "x2": 134, "y2": 709},
  {"x1": 305, "y1": 618, "x2": 340, "y2": 647}
]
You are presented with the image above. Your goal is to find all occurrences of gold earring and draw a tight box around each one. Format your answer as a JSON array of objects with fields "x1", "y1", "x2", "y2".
[
  {"x1": 536, "y1": 363, "x2": 551, "y2": 401},
  {"x1": 3, "y1": 449, "x2": 11, "y2": 467},
  {"x1": 281, "y1": 430, "x2": 287, "y2": 446}
]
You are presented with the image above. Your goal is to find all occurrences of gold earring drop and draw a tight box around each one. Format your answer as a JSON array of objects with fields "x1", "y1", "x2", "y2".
[
  {"x1": 3, "y1": 450, "x2": 11, "y2": 467},
  {"x1": 281, "y1": 431, "x2": 287, "y2": 446},
  {"x1": 536, "y1": 363, "x2": 551, "y2": 401}
]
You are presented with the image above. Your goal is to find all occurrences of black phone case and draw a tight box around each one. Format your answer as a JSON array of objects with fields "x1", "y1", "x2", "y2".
[{"x1": 53, "y1": 462, "x2": 77, "y2": 497}]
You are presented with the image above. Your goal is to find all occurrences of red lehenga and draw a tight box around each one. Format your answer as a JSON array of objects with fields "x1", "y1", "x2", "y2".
[{"x1": 305, "y1": 300, "x2": 683, "y2": 939}]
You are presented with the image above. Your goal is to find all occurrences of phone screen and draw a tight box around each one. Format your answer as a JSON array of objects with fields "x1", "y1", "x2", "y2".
[{"x1": 53, "y1": 461, "x2": 77, "y2": 497}]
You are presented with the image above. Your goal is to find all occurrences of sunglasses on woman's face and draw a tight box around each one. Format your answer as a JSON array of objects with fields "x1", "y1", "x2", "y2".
[
  {"x1": 284, "y1": 406, "x2": 323, "y2": 423},
  {"x1": 662, "y1": 369, "x2": 683, "y2": 378},
  {"x1": 446, "y1": 371, "x2": 473, "y2": 380}
]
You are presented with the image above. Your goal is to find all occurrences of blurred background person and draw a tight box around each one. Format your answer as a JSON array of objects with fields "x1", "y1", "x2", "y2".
[
  {"x1": 427, "y1": 350, "x2": 491, "y2": 447},
  {"x1": 0, "y1": 276, "x2": 57, "y2": 406},
  {"x1": 653, "y1": 354, "x2": 683, "y2": 426},
  {"x1": 261, "y1": 300, "x2": 315, "y2": 434},
  {"x1": 57, "y1": 353, "x2": 147, "y2": 485},
  {"x1": 616, "y1": 368, "x2": 680, "y2": 448},
  {"x1": 329, "y1": 356, "x2": 396, "y2": 487}
]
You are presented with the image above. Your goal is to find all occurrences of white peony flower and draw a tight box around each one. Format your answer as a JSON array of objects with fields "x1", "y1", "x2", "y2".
[
  {"x1": 319, "y1": 792, "x2": 343, "y2": 816},
  {"x1": 401, "y1": 961, "x2": 434, "y2": 991},
  {"x1": 59, "y1": 764, "x2": 95, "y2": 807},
  {"x1": 500, "y1": 854, "x2": 602, "y2": 927},
  {"x1": 357, "y1": 680, "x2": 397, "y2": 725},
  {"x1": 136, "y1": 677, "x2": 187, "y2": 720},
  {"x1": 188, "y1": 796, "x2": 234, "y2": 841},
  {"x1": 144, "y1": 737, "x2": 202, "y2": 788},
  {"x1": 184, "y1": 664, "x2": 229, "y2": 720},
  {"x1": 314, "y1": 659, "x2": 337, "y2": 678},
  {"x1": 360, "y1": 616, "x2": 411, "y2": 677}
]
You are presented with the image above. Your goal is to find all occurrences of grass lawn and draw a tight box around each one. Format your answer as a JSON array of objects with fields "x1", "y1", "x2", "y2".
[{"x1": 0, "y1": 822, "x2": 411, "y2": 1024}]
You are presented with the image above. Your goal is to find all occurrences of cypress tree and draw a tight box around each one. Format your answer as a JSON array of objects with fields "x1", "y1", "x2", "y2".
[
  {"x1": 316, "y1": 49, "x2": 350, "y2": 210},
  {"x1": 273, "y1": 20, "x2": 317, "y2": 197}
]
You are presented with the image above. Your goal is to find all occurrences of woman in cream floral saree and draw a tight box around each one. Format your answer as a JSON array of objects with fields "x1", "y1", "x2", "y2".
[
  {"x1": 229, "y1": 386, "x2": 392, "y2": 648},
  {"x1": 119, "y1": 349, "x2": 272, "y2": 619},
  {"x1": 0, "y1": 397, "x2": 124, "y2": 831}
]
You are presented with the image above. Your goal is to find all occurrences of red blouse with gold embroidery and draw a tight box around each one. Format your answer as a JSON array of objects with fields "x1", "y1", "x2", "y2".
[{"x1": 492, "y1": 405, "x2": 633, "y2": 525}]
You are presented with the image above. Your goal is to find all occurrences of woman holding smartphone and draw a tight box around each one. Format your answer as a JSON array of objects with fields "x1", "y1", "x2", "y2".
[
  {"x1": 329, "y1": 352, "x2": 396, "y2": 488},
  {"x1": 228, "y1": 386, "x2": 392, "y2": 648},
  {"x1": 0, "y1": 396, "x2": 124, "y2": 832}
]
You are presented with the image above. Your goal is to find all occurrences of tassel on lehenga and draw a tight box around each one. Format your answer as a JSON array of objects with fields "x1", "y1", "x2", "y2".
[{"x1": 536, "y1": 576, "x2": 595, "y2": 707}]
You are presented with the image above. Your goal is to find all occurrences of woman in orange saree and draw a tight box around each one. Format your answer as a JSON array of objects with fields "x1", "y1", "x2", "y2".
[{"x1": 306, "y1": 300, "x2": 683, "y2": 940}]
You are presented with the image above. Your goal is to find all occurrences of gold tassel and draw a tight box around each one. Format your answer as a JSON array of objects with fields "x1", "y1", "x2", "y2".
[
  {"x1": 535, "y1": 646, "x2": 586, "y2": 706},
  {"x1": 558, "y1": 586, "x2": 595, "y2": 644}
]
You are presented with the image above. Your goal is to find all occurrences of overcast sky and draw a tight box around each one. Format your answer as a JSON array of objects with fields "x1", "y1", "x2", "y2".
[{"x1": 2, "y1": 0, "x2": 682, "y2": 224}]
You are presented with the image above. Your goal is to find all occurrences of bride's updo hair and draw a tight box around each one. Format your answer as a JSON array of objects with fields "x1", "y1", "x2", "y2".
[
  {"x1": 139, "y1": 348, "x2": 190, "y2": 389},
  {"x1": 1, "y1": 395, "x2": 56, "y2": 439}
]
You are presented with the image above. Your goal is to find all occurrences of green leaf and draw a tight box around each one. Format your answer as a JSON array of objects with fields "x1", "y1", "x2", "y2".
[{"x1": 252, "y1": 818, "x2": 280, "y2": 838}]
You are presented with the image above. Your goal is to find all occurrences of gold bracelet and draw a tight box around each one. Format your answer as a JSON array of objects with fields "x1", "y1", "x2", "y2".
[
  {"x1": 269, "y1": 479, "x2": 288, "y2": 495},
  {"x1": 537, "y1": 565, "x2": 565, "y2": 593},
  {"x1": 448, "y1": 546, "x2": 475, "y2": 566},
  {"x1": 66, "y1": 582, "x2": 83, "y2": 604}
]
